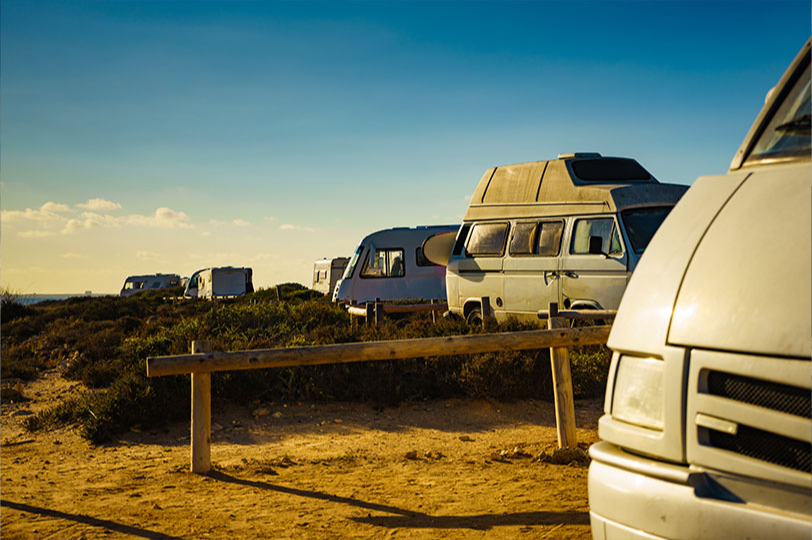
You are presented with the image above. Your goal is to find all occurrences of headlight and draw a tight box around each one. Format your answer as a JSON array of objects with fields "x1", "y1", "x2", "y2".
[{"x1": 611, "y1": 355, "x2": 665, "y2": 430}]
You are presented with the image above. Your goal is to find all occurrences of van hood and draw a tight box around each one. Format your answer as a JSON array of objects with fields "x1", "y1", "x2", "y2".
[{"x1": 668, "y1": 165, "x2": 811, "y2": 359}]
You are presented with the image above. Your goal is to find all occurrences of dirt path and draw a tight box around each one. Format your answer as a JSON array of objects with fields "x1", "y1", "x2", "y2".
[{"x1": 1, "y1": 370, "x2": 602, "y2": 539}]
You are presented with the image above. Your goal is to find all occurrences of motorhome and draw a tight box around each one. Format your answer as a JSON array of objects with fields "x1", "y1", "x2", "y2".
[
  {"x1": 332, "y1": 225, "x2": 460, "y2": 304},
  {"x1": 183, "y1": 267, "x2": 254, "y2": 300},
  {"x1": 119, "y1": 274, "x2": 181, "y2": 297},
  {"x1": 445, "y1": 153, "x2": 688, "y2": 324},
  {"x1": 312, "y1": 257, "x2": 350, "y2": 296},
  {"x1": 589, "y1": 40, "x2": 811, "y2": 539}
]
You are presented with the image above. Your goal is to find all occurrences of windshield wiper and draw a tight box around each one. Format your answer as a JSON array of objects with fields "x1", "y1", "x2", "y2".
[{"x1": 775, "y1": 113, "x2": 811, "y2": 134}]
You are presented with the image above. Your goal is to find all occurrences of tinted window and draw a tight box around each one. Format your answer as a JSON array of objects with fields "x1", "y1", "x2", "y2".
[
  {"x1": 361, "y1": 248, "x2": 405, "y2": 278},
  {"x1": 746, "y1": 59, "x2": 811, "y2": 164},
  {"x1": 621, "y1": 207, "x2": 673, "y2": 254},
  {"x1": 342, "y1": 245, "x2": 363, "y2": 279},
  {"x1": 571, "y1": 218, "x2": 622, "y2": 255},
  {"x1": 509, "y1": 222, "x2": 538, "y2": 255},
  {"x1": 537, "y1": 221, "x2": 564, "y2": 257},
  {"x1": 452, "y1": 224, "x2": 471, "y2": 256},
  {"x1": 466, "y1": 223, "x2": 508, "y2": 256},
  {"x1": 571, "y1": 158, "x2": 652, "y2": 182}
]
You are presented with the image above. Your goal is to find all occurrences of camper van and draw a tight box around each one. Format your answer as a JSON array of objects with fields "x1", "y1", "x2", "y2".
[
  {"x1": 312, "y1": 257, "x2": 350, "y2": 296},
  {"x1": 446, "y1": 154, "x2": 688, "y2": 324},
  {"x1": 183, "y1": 267, "x2": 254, "y2": 300},
  {"x1": 120, "y1": 273, "x2": 181, "y2": 297},
  {"x1": 332, "y1": 225, "x2": 460, "y2": 304},
  {"x1": 588, "y1": 40, "x2": 811, "y2": 539}
]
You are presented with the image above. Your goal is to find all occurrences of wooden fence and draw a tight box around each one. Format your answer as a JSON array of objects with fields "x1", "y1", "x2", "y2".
[
  {"x1": 146, "y1": 303, "x2": 615, "y2": 474},
  {"x1": 345, "y1": 299, "x2": 447, "y2": 325}
]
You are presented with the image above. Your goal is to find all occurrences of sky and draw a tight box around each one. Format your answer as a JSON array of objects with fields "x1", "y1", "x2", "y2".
[{"x1": 2, "y1": 1, "x2": 809, "y2": 294}]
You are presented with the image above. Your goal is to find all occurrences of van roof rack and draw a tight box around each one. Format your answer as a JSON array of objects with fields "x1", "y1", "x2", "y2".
[{"x1": 557, "y1": 152, "x2": 602, "y2": 160}]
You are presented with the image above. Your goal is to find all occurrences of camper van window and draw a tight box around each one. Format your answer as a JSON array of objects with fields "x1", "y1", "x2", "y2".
[
  {"x1": 151, "y1": 282, "x2": 161, "y2": 289},
  {"x1": 571, "y1": 218, "x2": 622, "y2": 255},
  {"x1": 509, "y1": 222, "x2": 538, "y2": 256},
  {"x1": 361, "y1": 248, "x2": 405, "y2": 278},
  {"x1": 466, "y1": 223, "x2": 509, "y2": 257},
  {"x1": 416, "y1": 247, "x2": 438, "y2": 267},
  {"x1": 343, "y1": 246, "x2": 363, "y2": 280},
  {"x1": 452, "y1": 224, "x2": 471, "y2": 256},
  {"x1": 621, "y1": 207, "x2": 674, "y2": 254},
  {"x1": 570, "y1": 158, "x2": 652, "y2": 183},
  {"x1": 537, "y1": 220, "x2": 564, "y2": 257},
  {"x1": 124, "y1": 282, "x2": 134, "y2": 290}
]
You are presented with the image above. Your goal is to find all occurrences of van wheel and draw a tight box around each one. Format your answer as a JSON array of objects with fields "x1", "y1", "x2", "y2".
[{"x1": 466, "y1": 308, "x2": 483, "y2": 327}]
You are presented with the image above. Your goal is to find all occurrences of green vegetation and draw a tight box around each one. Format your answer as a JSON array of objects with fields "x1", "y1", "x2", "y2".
[{"x1": 1, "y1": 287, "x2": 610, "y2": 444}]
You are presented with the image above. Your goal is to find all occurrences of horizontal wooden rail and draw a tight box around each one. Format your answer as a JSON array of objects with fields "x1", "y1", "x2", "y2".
[
  {"x1": 382, "y1": 302, "x2": 448, "y2": 314},
  {"x1": 537, "y1": 309, "x2": 617, "y2": 320},
  {"x1": 147, "y1": 325, "x2": 610, "y2": 377}
]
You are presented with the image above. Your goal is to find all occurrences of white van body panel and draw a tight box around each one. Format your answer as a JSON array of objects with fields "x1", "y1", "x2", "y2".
[
  {"x1": 591, "y1": 39, "x2": 811, "y2": 540},
  {"x1": 120, "y1": 273, "x2": 180, "y2": 297},
  {"x1": 184, "y1": 267, "x2": 253, "y2": 299},
  {"x1": 333, "y1": 225, "x2": 459, "y2": 304},
  {"x1": 312, "y1": 258, "x2": 349, "y2": 296}
]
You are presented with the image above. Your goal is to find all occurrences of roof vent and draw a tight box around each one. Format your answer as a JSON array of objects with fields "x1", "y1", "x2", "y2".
[{"x1": 557, "y1": 152, "x2": 602, "y2": 160}]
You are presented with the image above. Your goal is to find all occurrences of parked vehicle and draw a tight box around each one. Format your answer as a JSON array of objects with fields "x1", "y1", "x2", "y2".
[
  {"x1": 446, "y1": 153, "x2": 687, "y2": 324},
  {"x1": 183, "y1": 267, "x2": 254, "y2": 299},
  {"x1": 589, "y1": 39, "x2": 811, "y2": 540},
  {"x1": 332, "y1": 225, "x2": 460, "y2": 304},
  {"x1": 312, "y1": 257, "x2": 350, "y2": 296},
  {"x1": 119, "y1": 273, "x2": 181, "y2": 297}
]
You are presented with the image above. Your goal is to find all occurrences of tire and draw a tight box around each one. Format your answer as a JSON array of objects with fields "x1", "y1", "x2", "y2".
[{"x1": 466, "y1": 308, "x2": 483, "y2": 327}]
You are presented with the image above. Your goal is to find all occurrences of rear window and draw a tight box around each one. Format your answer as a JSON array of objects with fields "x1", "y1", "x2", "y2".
[
  {"x1": 571, "y1": 158, "x2": 652, "y2": 182},
  {"x1": 621, "y1": 207, "x2": 674, "y2": 254},
  {"x1": 466, "y1": 223, "x2": 509, "y2": 256}
]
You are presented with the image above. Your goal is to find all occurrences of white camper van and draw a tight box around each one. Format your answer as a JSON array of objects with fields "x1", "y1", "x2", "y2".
[
  {"x1": 312, "y1": 257, "x2": 350, "y2": 296},
  {"x1": 588, "y1": 40, "x2": 811, "y2": 539},
  {"x1": 184, "y1": 267, "x2": 254, "y2": 300},
  {"x1": 446, "y1": 154, "x2": 688, "y2": 324},
  {"x1": 332, "y1": 225, "x2": 460, "y2": 304},
  {"x1": 120, "y1": 273, "x2": 181, "y2": 297}
]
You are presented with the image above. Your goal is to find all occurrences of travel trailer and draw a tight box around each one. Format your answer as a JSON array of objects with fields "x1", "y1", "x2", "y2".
[
  {"x1": 446, "y1": 153, "x2": 688, "y2": 324},
  {"x1": 332, "y1": 225, "x2": 460, "y2": 304},
  {"x1": 183, "y1": 267, "x2": 254, "y2": 300},
  {"x1": 312, "y1": 257, "x2": 350, "y2": 296},
  {"x1": 119, "y1": 273, "x2": 181, "y2": 297},
  {"x1": 589, "y1": 40, "x2": 811, "y2": 539}
]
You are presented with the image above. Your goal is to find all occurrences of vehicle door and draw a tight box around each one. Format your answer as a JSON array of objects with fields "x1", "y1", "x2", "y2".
[
  {"x1": 358, "y1": 245, "x2": 407, "y2": 301},
  {"x1": 502, "y1": 220, "x2": 565, "y2": 322},
  {"x1": 456, "y1": 221, "x2": 508, "y2": 318},
  {"x1": 560, "y1": 215, "x2": 628, "y2": 310}
]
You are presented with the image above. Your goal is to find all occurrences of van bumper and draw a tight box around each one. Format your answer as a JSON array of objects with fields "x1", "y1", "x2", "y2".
[{"x1": 588, "y1": 441, "x2": 811, "y2": 540}]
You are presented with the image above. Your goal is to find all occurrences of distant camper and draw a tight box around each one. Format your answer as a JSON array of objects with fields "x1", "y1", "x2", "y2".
[
  {"x1": 184, "y1": 267, "x2": 254, "y2": 300},
  {"x1": 333, "y1": 225, "x2": 460, "y2": 304},
  {"x1": 446, "y1": 153, "x2": 688, "y2": 324},
  {"x1": 312, "y1": 257, "x2": 350, "y2": 296},
  {"x1": 120, "y1": 274, "x2": 181, "y2": 297}
]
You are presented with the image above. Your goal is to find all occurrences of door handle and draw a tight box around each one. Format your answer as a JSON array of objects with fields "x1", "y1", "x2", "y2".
[
  {"x1": 544, "y1": 271, "x2": 559, "y2": 286},
  {"x1": 563, "y1": 271, "x2": 578, "y2": 278}
]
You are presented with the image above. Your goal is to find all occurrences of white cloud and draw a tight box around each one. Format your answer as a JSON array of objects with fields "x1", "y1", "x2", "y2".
[
  {"x1": 136, "y1": 251, "x2": 162, "y2": 262},
  {"x1": 279, "y1": 223, "x2": 318, "y2": 232},
  {"x1": 209, "y1": 218, "x2": 251, "y2": 227},
  {"x1": 2, "y1": 202, "x2": 71, "y2": 222},
  {"x1": 18, "y1": 230, "x2": 56, "y2": 238},
  {"x1": 62, "y1": 253, "x2": 84, "y2": 259},
  {"x1": 124, "y1": 207, "x2": 193, "y2": 229},
  {"x1": 76, "y1": 198, "x2": 122, "y2": 211}
]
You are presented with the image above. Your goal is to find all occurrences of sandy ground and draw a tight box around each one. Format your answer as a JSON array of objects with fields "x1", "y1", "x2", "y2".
[{"x1": 1, "y1": 369, "x2": 603, "y2": 539}]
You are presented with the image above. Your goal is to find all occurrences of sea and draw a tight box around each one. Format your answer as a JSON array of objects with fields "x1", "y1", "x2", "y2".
[{"x1": 15, "y1": 293, "x2": 112, "y2": 305}]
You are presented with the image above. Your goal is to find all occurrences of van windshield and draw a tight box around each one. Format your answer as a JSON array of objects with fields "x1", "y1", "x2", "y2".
[
  {"x1": 343, "y1": 245, "x2": 363, "y2": 280},
  {"x1": 621, "y1": 206, "x2": 674, "y2": 254}
]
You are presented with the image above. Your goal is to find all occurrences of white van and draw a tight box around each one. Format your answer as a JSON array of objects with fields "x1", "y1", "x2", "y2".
[
  {"x1": 332, "y1": 225, "x2": 460, "y2": 304},
  {"x1": 446, "y1": 154, "x2": 688, "y2": 324},
  {"x1": 312, "y1": 257, "x2": 350, "y2": 296},
  {"x1": 119, "y1": 273, "x2": 181, "y2": 297},
  {"x1": 588, "y1": 40, "x2": 811, "y2": 539},
  {"x1": 184, "y1": 267, "x2": 254, "y2": 300}
]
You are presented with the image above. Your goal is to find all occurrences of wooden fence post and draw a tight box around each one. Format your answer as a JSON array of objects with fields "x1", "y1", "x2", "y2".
[
  {"x1": 431, "y1": 299, "x2": 437, "y2": 324},
  {"x1": 365, "y1": 302, "x2": 374, "y2": 326},
  {"x1": 190, "y1": 340, "x2": 212, "y2": 474},
  {"x1": 481, "y1": 296, "x2": 491, "y2": 329},
  {"x1": 547, "y1": 303, "x2": 576, "y2": 448},
  {"x1": 374, "y1": 299, "x2": 384, "y2": 326}
]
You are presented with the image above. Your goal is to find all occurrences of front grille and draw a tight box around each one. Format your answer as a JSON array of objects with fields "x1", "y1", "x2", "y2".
[
  {"x1": 707, "y1": 424, "x2": 811, "y2": 472},
  {"x1": 707, "y1": 371, "x2": 811, "y2": 418}
]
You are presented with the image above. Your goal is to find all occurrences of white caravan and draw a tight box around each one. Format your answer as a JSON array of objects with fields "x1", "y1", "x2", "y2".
[
  {"x1": 446, "y1": 153, "x2": 687, "y2": 324},
  {"x1": 184, "y1": 267, "x2": 254, "y2": 300},
  {"x1": 589, "y1": 39, "x2": 811, "y2": 539},
  {"x1": 120, "y1": 274, "x2": 181, "y2": 297},
  {"x1": 312, "y1": 257, "x2": 350, "y2": 296},
  {"x1": 332, "y1": 225, "x2": 460, "y2": 304}
]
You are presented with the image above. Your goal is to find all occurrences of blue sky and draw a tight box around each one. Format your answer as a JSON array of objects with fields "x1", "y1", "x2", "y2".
[{"x1": 2, "y1": 1, "x2": 809, "y2": 293}]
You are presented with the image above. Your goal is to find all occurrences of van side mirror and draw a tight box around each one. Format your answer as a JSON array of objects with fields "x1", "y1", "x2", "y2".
[{"x1": 588, "y1": 235, "x2": 607, "y2": 257}]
